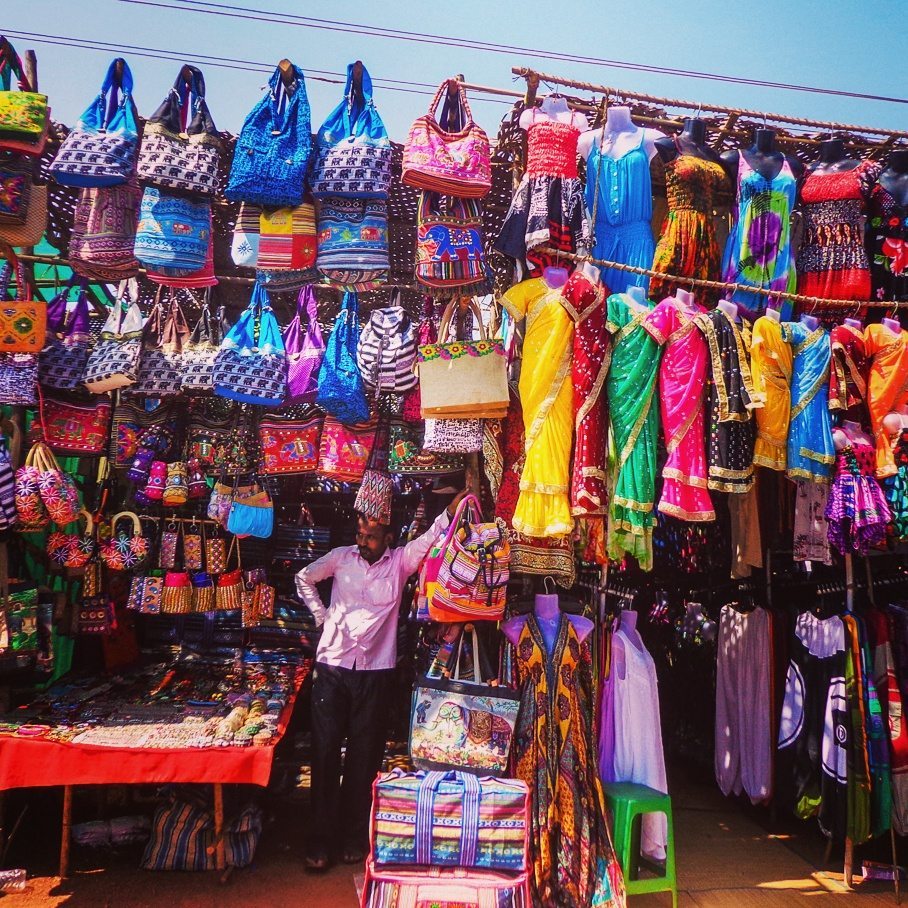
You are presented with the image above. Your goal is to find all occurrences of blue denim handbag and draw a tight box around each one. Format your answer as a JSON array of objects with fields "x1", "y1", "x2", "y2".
[
  {"x1": 50, "y1": 58, "x2": 139, "y2": 188},
  {"x1": 309, "y1": 63, "x2": 392, "y2": 200},
  {"x1": 226, "y1": 63, "x2": 311, "y2": 207},
  {"x1": 316, "y1": 291, "x2": 370, "y2": 425},
  {"x1": 213, "y1": 282, "x2": 287, "y2": 407}
]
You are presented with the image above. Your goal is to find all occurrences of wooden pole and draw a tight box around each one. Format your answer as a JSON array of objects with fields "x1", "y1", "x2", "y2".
[
  {"x1": 59, "y1": 785, "x2": 72, "y2": 879},
  {"x1": 213, "y1": 783, "x2": 226, "y2": 872}
]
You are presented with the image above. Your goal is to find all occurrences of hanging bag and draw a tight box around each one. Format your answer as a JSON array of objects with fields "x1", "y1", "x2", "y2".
[
  {"x1": 0, "y1": 180, "x2": 46, "y2": 247},
  {"x1": 417, "y1": 298, "x2": 508, "y2": 419},
  {"x1": 133, "y1": 289, "x2": 190, "y2": 397},
  {"x1": 82, "y1": 277, "x2": 144, "y2": 392},
  {"x1": 38, "y1": 280, "x2": 92, "y2": 390},
  {"x1": 212, "y1": 281, "x2": 287, "y2": 406},
  {"x1": 356, "y1": 299, "x2": 417, "y2": 394},
  {"x1": 402, "y1": 299, "x2": 436, "y2": 421},
  {"x1": 231, "y1": 203, "x2": 260, "y2": 267},
  {"x1": 0, "y1": 261, "x2": 46, "y2": 354},
  {"x1": 415, "y1": 192, "x2": 488, "y2": 292},
  {"x1": 353, "y1": 416, "x2": 392, "y2": 524},
  {"x1": 317, "y1": 416, "x2": 377, "y2": 482},
  {"x1": 256, "y1": 200, "x2": 317, "y2": 275},
  {"x1": 50, "y1": 58, "x2": 138, "y2": 188},
  {"x1": 0, "y1": 154, "x2": 34, "y2": 226},
  {"x1": 14, "y1": 442, "x2": 49, "y2": 529},
  {"x1": 283, "y1": 285, "x2": 325, "y2": 405},
  {"x1": 315, "y1": 196, "x2": 389, "y2": 289},
  {"x1": 259, "y1": 410, "x2": 323, "y2": 475},
  {"x1": 215, "y1": 537, "x2": 243, "y2": 611},
  {"x1": 136, "y1": 64, "x2": 222, "y2": 197},
  {"x1": 410, "y1": 624, "x2": 520, "y2": 776},
  {"x1": 39, "y1": 395, "x2": 112, "y2": 456},
  {"x1": 0, "y1": 40, "x2": 50, "y2": 154},
  {"x1": 226, "y1": 482, "x2": 275, "y2": 539},
  {"x1": 226, "y1": 62, "x2": 312, "y2": 207},
  {"x1": 310, "y1": 62, "x2": 392, "y2": 199},
  {"x1": 134, "y1": 186, "x2": 211, "y2": 274},
  {"x1": 30, "y1": 441, "x2": 82, "y2": 525},
  {"x1": 47, "y1": 509, "x2": 97, "y2": 569},
  {"x1": 99, "y1": 511, "x2": 150, "y2": 571},
  {"x1": 181, "y1": 293, "x2": 226, "y2": 393},
  {"x1": 315, "y1": 290, "x2": 370, "y2": 425},
  {"x1": 387, "y1": 419, "x2": 464, "y2": 476},
  {"x1": 402, "y1": 80, "x2": 491, "y2": 198}
]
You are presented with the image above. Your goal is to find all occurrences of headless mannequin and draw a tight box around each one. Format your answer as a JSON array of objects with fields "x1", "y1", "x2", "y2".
[
  {"x1": 883, "y1": 316, "x2": 901, "y2": 334},
  {"x1": 834, "y1": 419, "x2": 875, "y2": 450},
  {"x1": 578, "y1": 105, "x2": 665, "y2": 163},
  {"x1": 543, "y1": 264, "x2": 570, "y2": 288},
  {"x1": 800, "y1": 313, "x2": 820, "y2": 331},
  {"x1": 519, "y1": 93, "x2": 587, "y2": 132},
  {"x1": 764, "y1": 305, "x2": 781, "y2": 323},
  {"x1": 721, "y1": 127, "x2": 804, "y2": 183},
  {"x1": 502, "y1": 590, "x2": 593, "y2": 654},
  {"x1": 625, "y1": 284, "x2": 649, "y2": 307},
  {"x1": 674, "y1": 288, "x2": 697, "y2": 311},
  {"x1": 844, "y1": 317, "x2": 863, "y2": 330},
  {"x1": 879, "y1": 149, "x2": 908, "y2": 208},
  {"x1": 717, "y1": 297, "x2": 739, "y2": 321},
  {"x1": 655, "y1": 117, "x2": 723, "y2": 165},
  {"x1": 809, "y1": 137, "x2": 860, "y2": 175},
  {"x1": 609, "y1": 608, "x2": 641, "y2": 678}
]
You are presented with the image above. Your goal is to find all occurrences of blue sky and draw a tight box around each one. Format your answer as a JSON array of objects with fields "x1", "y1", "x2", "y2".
[{"x1": 3, "y1": 0, "x2": 907, "y2": 142}]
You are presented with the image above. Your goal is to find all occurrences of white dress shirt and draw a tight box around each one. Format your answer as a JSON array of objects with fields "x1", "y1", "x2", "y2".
[{"x1": 295, "y1": 511, "x2": 450, "y2": 671}]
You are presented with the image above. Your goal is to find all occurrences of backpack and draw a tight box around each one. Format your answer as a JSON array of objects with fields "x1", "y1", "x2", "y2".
[{"x1": 356, "y1": 301, "x2": 417, "y2": 393}]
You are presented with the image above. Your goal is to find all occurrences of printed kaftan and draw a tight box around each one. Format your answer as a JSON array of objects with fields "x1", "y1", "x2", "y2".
[
  {"x1": 502, "y1": 277, "x2": 575, "y2": 537},
  {"x1": 750, "y1": 315, "x2": 792, "y2": 471},
  {"x1": 644, "y1": 297, "x2": 714, "y2": 521},
  {"x1": 606, "y1": 292, "x2": 662, "y2": 570},
  {"x1": 864, "y1": 322, "x2": 908, "y2": 478}
]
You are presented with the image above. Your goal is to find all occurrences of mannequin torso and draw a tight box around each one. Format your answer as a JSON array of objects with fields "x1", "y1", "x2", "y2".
[
  {"x1": 655, "y1": 118, "x2": 722, "y2": 164},
  {"x1": 519, "y1": 94, "x2": 587, "y2": 132},
  {"x1": 879, "y1": 149, "x2": 908, "y2": 209},
  {"x1": 578, "y1": 105, "x2": 664, "y2": 163},
  {"x1": 501, "y1": 593, "x2": 593, "y2": 652},
  {"x1": 809, "y1": 138, "x2": 860, "y2": 175},
  {"x1": 721, "y1": 128, "x2": 804, "y2": 183}
]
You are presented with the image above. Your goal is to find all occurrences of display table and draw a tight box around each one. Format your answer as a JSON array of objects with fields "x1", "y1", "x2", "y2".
[{"x1": 0, "y1": 653, "x2": 312, "y2": 877}]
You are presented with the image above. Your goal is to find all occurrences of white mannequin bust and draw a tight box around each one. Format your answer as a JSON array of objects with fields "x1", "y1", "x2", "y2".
[
  {"x1": 519, "y1": 94, "x2": 587, "y2": 131},
  {"x1": 763, "y1": 305, "x2": 781, "y2": 323},
  {"x1": 717, "y1": 298, "x2": 739, "y2": 321},
  {"x1": 625, "y1": 284, "x2": 648, "y2": 307},
  {"x1": 578, "y1": 105, "x2": 665, "y2": 162},
  {"x1": 674, "y1": 288, "x2": 697, "y2": 311},
  {"x1": 800, "y1": 313, "x2": 819, "y2": 331},
  {"x1": 883, "y1": 316, "x2": 902, "y2": 335}
]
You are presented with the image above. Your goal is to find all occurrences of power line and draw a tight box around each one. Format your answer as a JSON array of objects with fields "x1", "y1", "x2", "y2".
[{"x1": 118, "y1": 0, "x2": 908, "y2": 107}]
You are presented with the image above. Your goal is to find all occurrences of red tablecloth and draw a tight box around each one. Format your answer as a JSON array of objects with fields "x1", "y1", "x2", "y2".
[{"x1": 0, "y1": 662, "x2": 310, "y2": 791}]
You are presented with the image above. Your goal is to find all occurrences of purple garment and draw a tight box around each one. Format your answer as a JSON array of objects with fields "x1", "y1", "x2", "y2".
[
  {"x1": 826, "y1": 444, "x2": 891, "y2": 555},
  {"x1": 598, "y1": 631, "x2": 617, "y2": 783}
]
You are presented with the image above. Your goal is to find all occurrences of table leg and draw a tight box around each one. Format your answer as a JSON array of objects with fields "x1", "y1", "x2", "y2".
[
  {"x1": 844, "y1": 836, "x2": 854, "y2": 890},
  {"x1": 59, "y1": 786, "x2": 73, "y2": 879},
  {"x1": 892, "y1": 826, "x2": 901, "y2": 905},
  {"x1": 213, "y1": 784, "x2": 226, "y2": 872}
]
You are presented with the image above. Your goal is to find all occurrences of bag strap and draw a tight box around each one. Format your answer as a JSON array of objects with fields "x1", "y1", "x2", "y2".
[
  {"x1": 437, "y1": 299, "x2": 488, "y2": 344},
  {"x1": 341, "y1": 61, "x2": 373, "y2": 136},
  {"x1": 0, "y1": 39, "x2": 31, "y2": 92},
  {"x1": 451, "y1": 623, "x2": 482, "y2": 682},
  {"x1": 298, "y1": 285, "x2": 318, "y2": 324},
  {"x1": 111, "y1": 511, "x2": 142, "y2": 536},
  {"x1": 414, "y1": 771, "x2": 481, "y2": 866},
  {"x1": 98, "y1": 58, "x2": 134, "y2": 130}
]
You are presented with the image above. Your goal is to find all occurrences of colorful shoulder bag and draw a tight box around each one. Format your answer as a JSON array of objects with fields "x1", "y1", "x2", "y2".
[
  {"x1": 356, "y1": 300, "x2": 417, "y2": 393},
  {"x1": 82, "y1": 277, "x2": 144, "y2": 393},
  {"x1": 0, "y1": 39, "x2": 50, "y2": 154},
  {"x1": 315, "y1": 196, "x2": 389, "y2": 289},
  {"x1": 134, "y1": 186, "x2": 211, "y2": 274},
  {"x1": 315, "y1": 290, "x2": 369, "y2": 425},
  {"x1": 38, "y1": 279, "x2": 92, "y2": 390},
  {"x1": 415, "y1": 192, "x2": 488, "y2": 292},
  {"x1": 283, "y1": 285, "x2": 325, "y2": 405},
  {"x1": 132, "y1": 289, "x2": 190, "y2": 397}
]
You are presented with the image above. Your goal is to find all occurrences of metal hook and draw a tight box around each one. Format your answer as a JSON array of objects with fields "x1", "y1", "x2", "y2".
[{"x1": 543, "y1": 576, "x2": 555, "y2": 595}]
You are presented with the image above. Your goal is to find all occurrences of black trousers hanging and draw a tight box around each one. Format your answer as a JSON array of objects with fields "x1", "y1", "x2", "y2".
[{"x1": 309, "y1": 662, "x2": 393, "y2": 855}]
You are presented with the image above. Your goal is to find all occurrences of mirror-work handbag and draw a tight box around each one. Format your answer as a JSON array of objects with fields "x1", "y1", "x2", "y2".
[
  {"x1": 50, "y1": 58, "x2": 138, "y2": 188},
  {"x1": 388, "y1": 420, "x2": 464, "y2": 476},
  {"x1": 315, "y1": 196, "x2": 389, "y2": 289},
  {"x1": 259, "y1": 413, "x2": 322, "y2": 475},
  {"x1": 40, "y1": 395, "x2": 112, "y2": 456},
  {"x1": 136, "y1": 65, "x2": 221, "y2": 197},
  {"x1": 213, "y1": 282, "x2": 287, "y2": 407},
  {"x1": 226, "y1": 62, "x2": 311, "y2": 207},
  {"x1": 317, "y1": 417, "x2": 376, "y2": 483},
  {"x1": 402, "y1": 80, "x2": 491, "y2": 199},
  {"x1": 283, "y1": 286, "x2": 324, "y2": 405},
  {"x1": 0, "y1": 263, "x2": 46, "y2": 354},
  {"x1": 82, "y1": 278, "x2": 144, "y2": 393},
  {"x1": 416, "y1": 192, "x2": 487, "y2": 292},
  {"x1": 410, "y1": 625, "x2": 520, "y2": 776},
  {"x1": 0, "y1": 40, "x2": 50, "y2": 154},
  {"x1": 315, "y1": 291, "x2": 369, "y2": 425},
  {"x1": 309, "y1": 62, "x2": 392, "y2": 199}
]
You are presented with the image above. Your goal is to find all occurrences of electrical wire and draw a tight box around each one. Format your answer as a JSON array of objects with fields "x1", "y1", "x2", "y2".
[{"x1": 118, "y1": 0, "x2": 908, "y2": 107}]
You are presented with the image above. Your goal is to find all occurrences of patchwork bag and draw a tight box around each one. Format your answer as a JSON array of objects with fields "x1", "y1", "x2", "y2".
[
  {"x1": 212, "y1": 281, "x2": 287, "y2": 407},
  {"x1": 316, "y1": 290, "x2": 370, "y2": 425},
  {"x1": 317, "y1": 417, "x2": 376, "y2": 483},
  {"x1": 39, "y1": 395, "x2": 112, "y2": 456},
  {"x1": 68, "y1": 178, "x2": 142, "y2": 281},
  {"x1": 259, "y1": 412, "x2": 323, "y2": 475},
  {"x1": 231, "y1": 202, "x2": 260, "y2": 267},
  {"x1": 180, "y1": 295, "x2": 226, "y2": 393},
  {"x1": 132, "y1": 290, "x2": 190, "y2": 397},
  {"x1": 416, "y1": 192, "x2": 488, "y2": 292},
  {"x1": 417, "y1": 299, "x2": 509, "y2": 419},
  {"x1": 226, "y1": 62, "x2": 312, "y2": 207},
  {"x1": 256, "y1": 200, "x2": 317, "y2": 273},
  {"x1": 371, "y1": 769, "x2": 529, "y2": 872},
  {"x1": 402, "y1": 80, "x2": 492, "y2": 199},
  {"x1": 0, "y1": 40, "x2": 50, "y2": 154},
  {"x1": 38, "y1": 282, "x2": 92, "y2": 390},
  {"x1": 309, "y1": 62, "x2": 392, "y2": 199},
  {"x1": 410, "y1": 625, "x2": 520, "y2": 776},
  {"x1": 388, "y1": 420, "x2": 464, "y2": 476},
  {"x1": 356, "y1": 301, "x2": 417, "y2": 393},
  {"x1": 316, "y1": 196, "x2": 389, "y2": 288},
  {"x1": 134, "y1": 186, "x2": 211, "y2": 274},
  {"x1": 50, "y1": 58, "x2": 138, "y2": 188},
  {"x1": 283, "y1": 286, "x2": 324, "y2": 405},
  {"x1": 136, "y1": 64, "x2": 222, "y2": 197},
  {"x1": 82, "y1": 278, "x2": 144, "y2": 393}
]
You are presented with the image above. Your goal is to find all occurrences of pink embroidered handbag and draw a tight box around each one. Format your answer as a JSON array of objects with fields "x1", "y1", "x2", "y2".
[{"x1": 401, "y1": 80, "x2": 491, "y2": 199}]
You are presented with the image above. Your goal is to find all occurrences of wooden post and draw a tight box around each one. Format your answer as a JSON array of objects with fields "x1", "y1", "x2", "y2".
[
  {"x1": 844, "y1": 836, "x2": 854, "y2": 889},
  {"x1": 59, "y1": 785, "x2": 72, "y2": 879},
  {"x1": 891, "y1": 825, "x2": 900, "y2": 904},
  {"x1": 213, "y1": 783, "x2": 226, "y2": 872}
]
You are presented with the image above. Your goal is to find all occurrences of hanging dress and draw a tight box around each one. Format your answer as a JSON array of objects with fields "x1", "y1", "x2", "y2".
[
  {"x1": 585, "y1": 132, "x2": 653, "y2": 295},
  {"x1": 502, "y1": 277, "x2": 575, "y2": 537},
  {"x1": 830, "y1": 322, "x2": 868, "y2": 419},
  {"x1": 562, "y1": 269, "x2": 610, "y2": 517},
  {"x1": 696, "y1": 308, "x2": 756, "y2": 493},
  {"x1": 864, "y1": 322, "x2": 908, "y2": 478},
  {"x1": 606, "y1": 292, "x2": 662, "y2": 570},
  {"x1": 825, "y1": 441, "x2": 892, "y2": 554},
  {"x1": 782, "y1": 322, "x2": 834, "y2": 483},
  {"x1": 650, "y1": 151, "x2": 727, "y2": 302},
  {"x1": 721, "y1": 156, "x2": 797, "y2": 319},
  {"x1": 884, "y1": 427, "x2": 908, "y2": 539},
  {"x1": 644, "y1": 297, "x2": 714, "y2": 521},
  {"x1": 496, "y1": 113, "x2": 585, "y2": 278},
  {"x1": 514, "y1": 614, "x2": 625, "y2": 908},
  {"x1": 749, "y1": 315, "x2": 792, "y2": 472},
  {"x1": 796, "y1": 160, "x2": 882, "y2": 315},
  {"x1": 867, "y1": 180, "x2": 908, "y2": 303}
]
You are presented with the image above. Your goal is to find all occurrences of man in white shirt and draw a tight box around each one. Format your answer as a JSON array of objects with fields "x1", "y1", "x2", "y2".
[{"x1": 295, "y1": 491, "x2": 465, "y2": 870}]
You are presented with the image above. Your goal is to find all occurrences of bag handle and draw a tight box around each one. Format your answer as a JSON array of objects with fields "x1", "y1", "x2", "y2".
[
  {"x1": 97, "y1": 58, "x2": 134, "y2": 130},
  {"x1": 437, "y1": 298, "x2": 488, "y2": 344},
  {"x1": 111, "y1": 511, "x2": 142, "y2": 537},
  {"x1": 427, "y1": 79, "x2": 474, "y2": 132},
  {"x1": 77, "y1": 508, "x2": 94, "y2": 537},
  {"x1": 0, "y1": 39, "x2": 32, "y2": 92},
  {"x1": 451, "y1": 623, "x2": 482, "y2": 682},
  {"x1": 414, "y1": 771, "x2": 481, "y2": 867},
  {"x1": 298, "y1": 285, "x2": 318, "y2": 324},
  {"x1": 111, "y1": 278, "x2": 139, "y2": 334},
  {"x1": 341, "y1": 60, "x2": 374, "y2": 136}
]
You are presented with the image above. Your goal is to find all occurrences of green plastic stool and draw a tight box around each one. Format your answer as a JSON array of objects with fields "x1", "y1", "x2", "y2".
[{"x1": 604, "y1": 782, "x2": 677, "y2": 908}]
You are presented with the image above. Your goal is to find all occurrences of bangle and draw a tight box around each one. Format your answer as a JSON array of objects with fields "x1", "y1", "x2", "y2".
[{"x1": 17, "y1": 724, "x2": 50, "y2": 737}]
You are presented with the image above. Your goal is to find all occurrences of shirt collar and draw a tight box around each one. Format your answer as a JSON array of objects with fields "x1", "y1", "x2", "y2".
[{"x1": 353, "y1": 546, "x2": 394, "y2": 568}]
